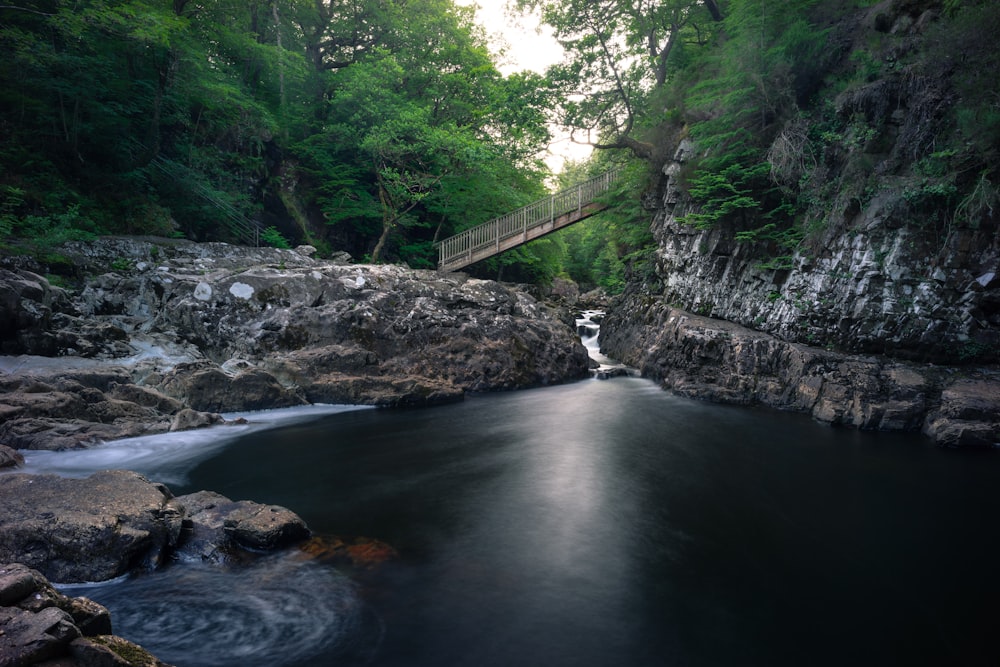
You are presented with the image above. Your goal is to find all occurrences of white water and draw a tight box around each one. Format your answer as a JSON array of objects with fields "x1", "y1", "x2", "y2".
[
  {"x1": 575, "y1": 310, "x2": 632, "y2": 375},
  {"x1": 21, "y1": 404, "x2": 372, "y2": 485}
]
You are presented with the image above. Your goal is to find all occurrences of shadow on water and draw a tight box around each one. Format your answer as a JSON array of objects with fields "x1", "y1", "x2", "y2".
[{"x1": 34, "y1": 377, "x2": 1000, "y2": 666}]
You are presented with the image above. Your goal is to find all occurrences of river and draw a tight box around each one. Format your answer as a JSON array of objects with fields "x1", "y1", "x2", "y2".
[{"x1": 33, "y1": 313, "x2": 1000, "y2": 666}]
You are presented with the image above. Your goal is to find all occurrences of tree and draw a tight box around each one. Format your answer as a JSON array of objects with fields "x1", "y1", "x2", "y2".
[{"x1": 514, "y1": 0, "x2": 723, "y2": 159}]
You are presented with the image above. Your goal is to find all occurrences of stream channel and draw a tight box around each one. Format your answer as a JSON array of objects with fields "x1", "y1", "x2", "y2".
[{"x1": 26, "y1": 312, "x2": 1000, "y2": 666}]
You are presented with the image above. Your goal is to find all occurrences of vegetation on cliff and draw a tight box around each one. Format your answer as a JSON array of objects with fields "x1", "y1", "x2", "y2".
[
  {"x1": 2, "y1": 0, "x2": 997, "y2": 300},
  {"x1": 528, "y1": 0, "x2": 998, "y2": 360}
]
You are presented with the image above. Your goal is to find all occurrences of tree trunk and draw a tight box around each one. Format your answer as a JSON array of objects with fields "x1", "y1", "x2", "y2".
[{"x1": 703, "y1": 0, "x2": 723, "y2": 21}]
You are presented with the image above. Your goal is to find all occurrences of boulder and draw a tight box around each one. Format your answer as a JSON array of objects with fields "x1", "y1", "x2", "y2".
[
  {"x1": 0, "y1": 563, "x2": 171, "y2": 667},
  {"x1": 0, "y1": 445, "x2": 24, "y2": 469},
  {"x1": 0, "y1": 471, "x2": 185, "y2": 583},
  {"x1": 173, "y1": 491, "x2": 310, "y2": 563},
  {"x1": 158, "y1": 365, "x2": 306, "y2": 413}
]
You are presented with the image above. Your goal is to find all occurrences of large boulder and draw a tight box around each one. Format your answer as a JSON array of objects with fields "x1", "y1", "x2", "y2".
[
  {"x1": 0, "y1": 473, "x2": 316, "y2": 582},
  {"x1": 0, "y1": 471, "x2": 185, "y2": 583}
]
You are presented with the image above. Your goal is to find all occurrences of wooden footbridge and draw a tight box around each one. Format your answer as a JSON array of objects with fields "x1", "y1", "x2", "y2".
[{"x1": 436, "y1": 168, "x2": 621, "y2": 272}]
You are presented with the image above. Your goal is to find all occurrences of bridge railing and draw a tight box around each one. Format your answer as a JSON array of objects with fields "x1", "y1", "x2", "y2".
[{"x1": 436, "y1": 168, "x2": 621, "y2": 270}]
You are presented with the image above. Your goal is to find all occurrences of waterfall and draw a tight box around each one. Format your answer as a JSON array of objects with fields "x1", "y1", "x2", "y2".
[{"x1": 575, "y1": 310, "x2": 632, "y2": 379}]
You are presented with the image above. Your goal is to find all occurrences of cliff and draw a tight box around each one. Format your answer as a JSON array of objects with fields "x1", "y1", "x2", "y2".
[{"x1": 602, "y1": 0, "x2": 999, "y2": 445}]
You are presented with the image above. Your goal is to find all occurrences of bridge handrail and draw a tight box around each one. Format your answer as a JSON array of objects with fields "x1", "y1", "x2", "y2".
[{"x1": 436, "y1": 168, "x2": 621, "y2": 269}]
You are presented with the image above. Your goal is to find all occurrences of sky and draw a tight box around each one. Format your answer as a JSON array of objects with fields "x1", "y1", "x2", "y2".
[{"x1": 454, "y1": 0, "x2": 594, "y2": 173}]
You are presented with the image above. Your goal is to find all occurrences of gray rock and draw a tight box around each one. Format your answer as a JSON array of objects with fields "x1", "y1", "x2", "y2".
[
  {"x1": 600, "y1": 300, "x2": 1000, "y2": 446},
  {"x1": 0, "y1": 445, "x2": 24, "y2": 469},
  {"x1": 173, "y1": 491, "x2": 310, "y2": 563},
  {"x1": 0, "y1": 471, "x2": 185, "y2": 583},
  {"x1": 0, "y1": 563, "x2": 170, "y2": 667}
]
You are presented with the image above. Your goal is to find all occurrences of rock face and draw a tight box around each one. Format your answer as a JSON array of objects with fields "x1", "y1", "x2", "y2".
[
  {"x1": 0, "y1": 562, "x2": 172, "y2": 667},
  {"x1": 599, "y1": 2, "x2": 998, "y2": 444},
  {"x1": 0, "y1": 471, "x2": 311, "y2": 583},
  {"x1": 650, "y1": 138, "x2": 999, "y2": 364},
  {"x1": 601, "y1": 296, "x2": 1000, "y2": 447},
  {"x1": 641, "y1": 2, "x2": 1000, "y2": 365},
  {"x1": 0, "y1": 238, "x2": 588, "y2": 450}
]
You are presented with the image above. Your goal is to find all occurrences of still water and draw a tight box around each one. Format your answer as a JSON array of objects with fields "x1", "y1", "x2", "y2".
[{"x1": 44, "y1": 367, "x2": 1000, "y2": 665}]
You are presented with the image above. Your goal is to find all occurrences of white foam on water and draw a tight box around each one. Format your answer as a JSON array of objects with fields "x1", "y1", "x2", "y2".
[{"x1": 21, "y1": 403, "x2": 372, "y2": 485}]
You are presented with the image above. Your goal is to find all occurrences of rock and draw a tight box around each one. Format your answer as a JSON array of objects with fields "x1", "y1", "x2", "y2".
[
  {"x1": 922, "y1": 377, "x2": 1000, "y2": 448},
  {"x1": 168, "y1": 408, "x2": 224, "y2": 432},
  {"x1": 0, "y1": 445, "x2": 24, "y2": 469},
  {"x1": 158, "y1": 365, "x2": 306, "y2": 413},
  {"x1": 0, "y1": 471, "x2": 185, "y2": 583},
  {"x1": 1, "y1": 238, "x2": 589, "y2": 454},
  {"x1": 0, "y1": 563, "x2": 171, "y2": 667},
  {"x1": 173, "y1": 491, "x2": 310, "y2": 563},
  {"x1": 600, "y1": 298, "x2": 1000, "y2": 446}
]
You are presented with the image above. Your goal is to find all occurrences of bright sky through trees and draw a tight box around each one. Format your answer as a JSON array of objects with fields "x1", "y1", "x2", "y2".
[{"x1": 455, "y1": 0, "x2": 593, "y2": 172}]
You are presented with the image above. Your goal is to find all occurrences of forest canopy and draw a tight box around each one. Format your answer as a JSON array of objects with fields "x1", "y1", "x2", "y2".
[
  {"x1": 0, "y1": 0, "x2": 563, "y2": 278},
  {"x1": 6, "y1": 0, "x2": 995, "y2": 290}
]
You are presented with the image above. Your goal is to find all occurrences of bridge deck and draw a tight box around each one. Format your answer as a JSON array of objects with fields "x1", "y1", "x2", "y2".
[{"x1": 436, "y1": 168, "x2": 620, "y2": 272}]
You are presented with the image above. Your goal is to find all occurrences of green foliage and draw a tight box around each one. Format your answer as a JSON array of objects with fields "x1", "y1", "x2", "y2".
[
  {"x1": 0, "y1": 0, "x2": 554, "y2": 279},
  {"x1": 555, "y1": 159, "x2": 656, "y2": 293},
  {"x1": 260, "y1": 226, "x2": 292, "y2": 249}
]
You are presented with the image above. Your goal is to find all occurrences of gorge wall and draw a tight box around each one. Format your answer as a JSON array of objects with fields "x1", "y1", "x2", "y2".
[{"x1": 602, "y1": 0, "x2": 999, "y2": 446}]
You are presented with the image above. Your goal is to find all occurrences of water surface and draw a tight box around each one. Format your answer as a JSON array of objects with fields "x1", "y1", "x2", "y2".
[{"x1": 40, "y1": 376, "x2": 1000, "y2": 666}]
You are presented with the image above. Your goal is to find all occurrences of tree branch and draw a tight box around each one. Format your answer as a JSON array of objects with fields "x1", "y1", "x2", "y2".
[{"x1": 0, "y1": 5, "x2": 54, "y2": 16}]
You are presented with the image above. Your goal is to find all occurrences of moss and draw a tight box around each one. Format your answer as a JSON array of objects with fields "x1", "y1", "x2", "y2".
[{"x1": 91, "y1": 635, "x2": 159, "y2": 666}]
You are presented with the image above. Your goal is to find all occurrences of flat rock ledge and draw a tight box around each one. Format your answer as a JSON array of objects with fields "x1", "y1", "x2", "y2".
[
  {"x1": 0, "y1": 562, "x2": 172, "y2": 667},
  {"x1": 0, "y1": 470, "x2": 311, "y2": 584},
  {"x1": 601, "y1": 299, "x2": 1000, "y2": 448}
]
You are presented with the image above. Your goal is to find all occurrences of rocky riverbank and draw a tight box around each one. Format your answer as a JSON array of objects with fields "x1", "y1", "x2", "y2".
[
  {"x1": 601, "y1": 293, "x2": 1000, "y2": 447},
  {"x1": 0, "y1": 237, "x2": 592, "y2": 662},
  {"x1": 0, "y1": 469, "x2": 323, "y2": 665},
  {"x1": 0, "y1": 237, "x2": 589, "y2": 451},
  {"x1": 1, "y1": 562, "x2": 173, "y2": 667}
]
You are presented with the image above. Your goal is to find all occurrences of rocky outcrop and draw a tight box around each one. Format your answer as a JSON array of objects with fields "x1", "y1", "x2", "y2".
[
  {"x1": 636, "y1": 1, "x2": 998, "y2": 366},
  {"x1": 599, "y1": 2, "x2": 998, "y2": 442},
  {"x1": 0, "y1": 365, "x2": 224, "y2": 450},
  {"x1": 0, "y1": 562, "x2": 172, "y2": 667},
  {"x1": 0, "y1": 238, "x2": 588, "y2": 450},
  {"x1": 0, "y1": 471, "x2": 312, "y2": 583},
  {"x1": 650, "y1": 139, "x2": 999, "y2": 364},
  {"x1": 601, "y1": 295, "x2": 1000, "y2": 447}
]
